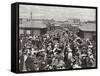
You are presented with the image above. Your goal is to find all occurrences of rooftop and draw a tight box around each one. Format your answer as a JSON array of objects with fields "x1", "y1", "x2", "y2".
[
  {"x1": 19, "y1": 21, "x2": 47, "y2": 28},
  {"x1": 79, "y1": 23, "x2": 96, "y2": 32}
]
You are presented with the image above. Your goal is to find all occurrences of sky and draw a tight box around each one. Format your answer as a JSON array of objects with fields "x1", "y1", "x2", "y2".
[{"x1": 19, "y1": 5, "x2": 96, "y2": 21}]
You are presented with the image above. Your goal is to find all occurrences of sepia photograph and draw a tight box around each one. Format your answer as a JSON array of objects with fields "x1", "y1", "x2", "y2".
[{"x1": 18, "y1": 3, "x2": 97, "y2": 72}]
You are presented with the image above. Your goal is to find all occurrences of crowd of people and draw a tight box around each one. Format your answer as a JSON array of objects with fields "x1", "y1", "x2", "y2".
[{"x1": 19, "y1": 29, "x2": 96, "y2": 72}]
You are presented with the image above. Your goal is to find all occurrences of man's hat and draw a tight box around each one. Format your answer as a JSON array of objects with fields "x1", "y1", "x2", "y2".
[{"x1": 81, "y1": 54, "x2": 87, "y2": 57}]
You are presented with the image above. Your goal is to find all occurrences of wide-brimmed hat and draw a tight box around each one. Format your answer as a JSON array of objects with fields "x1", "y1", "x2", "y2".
[{"x1": 81, "y1": 54, "x2": 87, "y2": 57}]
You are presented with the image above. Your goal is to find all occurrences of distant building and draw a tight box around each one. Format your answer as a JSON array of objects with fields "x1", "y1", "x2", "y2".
[
  {"x1": 67, "y1": 18, "x2": 80, "y2": 25},
  {"x1": 19, "y1": 20, "x2": 47, "y2": 36},
  {"x1": 78, "y1": 23, "x2": 96, "y2": 40}
]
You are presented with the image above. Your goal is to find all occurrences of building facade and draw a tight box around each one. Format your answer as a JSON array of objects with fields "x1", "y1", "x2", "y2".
[
  {"x1": 19, "y1": 20, "x2": 47, "y2": 36},
  {"x1": 78, "y1": 23, "x2": 96, "y2": 41}
]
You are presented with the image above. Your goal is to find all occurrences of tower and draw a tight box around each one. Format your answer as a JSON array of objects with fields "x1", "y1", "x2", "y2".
[{"x1": 30, "y1": 12, "x2": 32, "y2": 19}]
